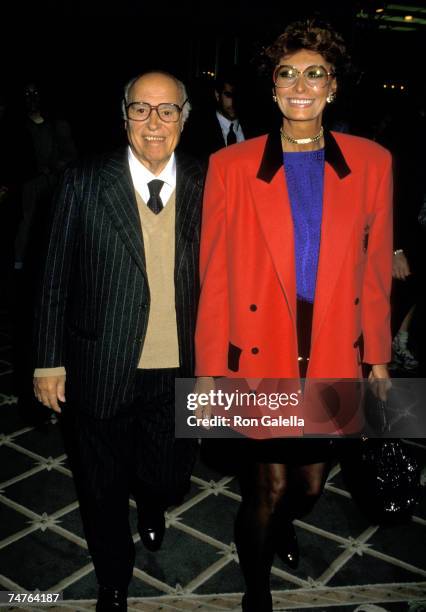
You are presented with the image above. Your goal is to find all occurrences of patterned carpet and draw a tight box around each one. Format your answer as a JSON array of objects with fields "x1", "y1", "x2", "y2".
[{"x1": 0, "y1": 301, "x2": 425, "y2": 611}]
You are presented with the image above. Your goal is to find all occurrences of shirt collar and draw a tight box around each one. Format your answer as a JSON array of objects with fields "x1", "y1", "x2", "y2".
[
  {"x1": 127, "y1": 146, "x2": 176, "y2": 189},
  {"x1": 216, "y1": 110, "x2": 239, "y2": 132}
]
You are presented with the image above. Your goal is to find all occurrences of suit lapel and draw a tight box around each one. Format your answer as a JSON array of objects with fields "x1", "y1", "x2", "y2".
[
  {"x1": 175, "y1": 151, "x2": 203, "y2": 280},
  {"x1": 253, "y1": 130, "x2": 354, "y2": 333},
  {"x1": 100, "y1": 148, "x2": 146, "y2": 275},
  {"x1": 253, "y1": 131, "x2": 296, "y2": 321},
  {"x1": 100, "y1": 149, "x2": 202, "y2": 284},
  {"x1": 213, "y1": 116, "x2": 226, "y2": 150},
  {"x1": 312, "y1": 131, "x2": 354, "y2": 343}
]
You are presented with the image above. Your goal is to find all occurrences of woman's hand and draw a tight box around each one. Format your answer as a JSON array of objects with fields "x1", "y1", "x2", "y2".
[
  {"x1": 392, "y1": 251, "x2": 410, "y2": 280},
  {"x1": 368, "y1": 364, "x2": 391, "y2": 401},
  {"x1": 193, "y1": 376, "x2": 216, "y2": 428}
]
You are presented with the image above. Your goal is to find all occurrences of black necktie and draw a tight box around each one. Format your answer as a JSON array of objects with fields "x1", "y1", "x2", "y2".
[
  {"x1": 147, "y1": 179, "x2": 164, "y2": 214},
  {"x1": 227, "y1": 122, "x2": 237, "y2": 146}
]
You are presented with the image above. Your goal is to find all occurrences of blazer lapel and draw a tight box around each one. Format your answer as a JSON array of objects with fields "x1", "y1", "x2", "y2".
[
  {"x1": 312, "y1": 131, "x2": 354, "y2": 343},
  {"x1": 175, "y1": 151, "x2": 203, "y2": 279},
  {"x1": 253, "y1": 131, "x2": 296, "y2": 322},
  {"x1": 100, "y1": 148, "x2": 146, "y2": 275},
  {"x1": 253, "y1": 130, "x2": 355, "y2": 337}
]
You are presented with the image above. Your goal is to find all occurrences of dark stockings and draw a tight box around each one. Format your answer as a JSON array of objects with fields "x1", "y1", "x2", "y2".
[{"x1": 235, "y1": 461, "x2": 329, "y2": 608}]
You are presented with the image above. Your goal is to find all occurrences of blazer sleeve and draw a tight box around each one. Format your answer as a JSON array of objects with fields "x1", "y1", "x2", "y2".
[
  {"x1": 34, "y1": 168, "x2": 79, "y2": 368},
  {"x1": 195, "y1": 154, "x2": 229, "y2": 375},
  {"x1": 361, "y1": 150, "x2": 393, "y2": 365}
]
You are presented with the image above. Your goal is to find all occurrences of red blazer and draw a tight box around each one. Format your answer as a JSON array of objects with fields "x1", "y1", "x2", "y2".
[{"x1": 195, "y1": 130, "x2": 393, "y2": 379}]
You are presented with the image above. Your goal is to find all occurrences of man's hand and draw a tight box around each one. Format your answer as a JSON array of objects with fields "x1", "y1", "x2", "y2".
[
  {"x1": 33, "y1": 375, "x2": 66, "y2": 413},
  {"x1": 392, "y1": 251, "x2": 410, "y2": 280},
  {"x1": 368, "y1": 364, "x2": 391, "y2": 401}
]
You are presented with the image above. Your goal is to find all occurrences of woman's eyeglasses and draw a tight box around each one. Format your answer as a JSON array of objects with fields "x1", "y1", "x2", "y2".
[{"x1": 274, "y1": 65, "x2": 334, "y2": 89}]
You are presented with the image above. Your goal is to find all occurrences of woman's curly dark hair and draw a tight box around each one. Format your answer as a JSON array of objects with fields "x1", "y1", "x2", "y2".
[{"x1": 264, "y1": 18, "x2": 348, "y2": 76}]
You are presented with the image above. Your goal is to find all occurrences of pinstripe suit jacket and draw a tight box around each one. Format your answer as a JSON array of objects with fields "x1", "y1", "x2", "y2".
[{"x1": 35, "y1": 147, "x2": 205, "y2": 418}]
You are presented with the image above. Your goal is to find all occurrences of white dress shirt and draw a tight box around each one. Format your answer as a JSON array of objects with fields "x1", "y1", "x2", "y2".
[
  {"x1": 216, "y1": 111, "x2": 245, "y2": 145},
  {"x1": 128, "y1": 147, "x2": 176, "y2": 206}
]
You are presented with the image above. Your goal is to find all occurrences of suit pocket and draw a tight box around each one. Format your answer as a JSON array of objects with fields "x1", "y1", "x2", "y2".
[
  {"x1": 354, "y1": 333, "x2": 364, "y2": 364},
  {"x1": 228, "y1": 343, "x2": 242, "y2": 372},
  {"x1": 363, "y1": 225, "x2": 370, "y2": 252}
]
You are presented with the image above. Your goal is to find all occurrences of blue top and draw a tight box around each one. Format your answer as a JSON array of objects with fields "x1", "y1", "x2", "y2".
[{"x1": 283, "y1": 149, "x2": 325, "y2": 303}]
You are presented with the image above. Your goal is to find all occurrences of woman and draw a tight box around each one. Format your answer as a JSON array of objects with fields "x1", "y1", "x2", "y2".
[{"x1": 195, "y1": 18, "x2": 392, "y2": 611}]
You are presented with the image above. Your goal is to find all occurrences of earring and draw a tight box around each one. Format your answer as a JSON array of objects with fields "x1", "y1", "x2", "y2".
[
  {"x1": 273, "y1": 94, "x2": 277, "y2": 103},
  {"x1": 326, "y1": 92, "x2": 336, "y2": 104}
]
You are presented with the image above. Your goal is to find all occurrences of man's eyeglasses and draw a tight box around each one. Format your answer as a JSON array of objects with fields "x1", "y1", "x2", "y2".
[
  {"x1": 125, "y1": 100, "x2": 188, "y2": 123},
  {"x1": 274, "y1": 65, "x2": 335, "y2": 89}
]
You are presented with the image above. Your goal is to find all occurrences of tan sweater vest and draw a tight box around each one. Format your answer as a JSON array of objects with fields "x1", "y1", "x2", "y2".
[{"x1": 135, "y1": 189, "x2": 179, "y2": 368}]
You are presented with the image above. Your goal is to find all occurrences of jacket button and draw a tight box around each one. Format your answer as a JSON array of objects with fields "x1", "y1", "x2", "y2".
[
  {"x1": 251, "y1": 347, "x2": 259, "y2": 354},
  {"x1": 140, "y1": 303, "x2": 148, "y2": 310},
  {"x1": 354, "y1": 297, "x2": 359, "y2": 305},
  {"x1": 249, "y1": 304, "x2": 257, "y2": 311}
]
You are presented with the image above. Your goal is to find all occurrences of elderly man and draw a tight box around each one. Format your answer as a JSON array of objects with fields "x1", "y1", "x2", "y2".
[{"x1": 33, "y1": 71, "x2": 204, "y2": 611}]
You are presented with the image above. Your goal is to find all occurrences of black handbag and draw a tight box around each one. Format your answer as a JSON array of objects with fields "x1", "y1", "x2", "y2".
[{"x1": 339, "y1": 438, "x2": 421, "y2": 524}]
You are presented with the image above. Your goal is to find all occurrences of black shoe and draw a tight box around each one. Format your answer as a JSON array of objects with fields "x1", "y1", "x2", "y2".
[
  {"x1": 96, "y1": 586, "x2": 127, "y2": 611},
  {"x1": 138, "y1": 510, "x2": 165, "y2": 552},
  {"x1": 242, "y1": 593, "x2": 273, "y2": 612},
  {"x1": 275, "y1": 521, "x2": 299, "y2": 569}
]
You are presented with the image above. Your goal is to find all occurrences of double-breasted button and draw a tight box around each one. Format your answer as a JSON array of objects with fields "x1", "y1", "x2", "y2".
[
  {"x1": 249, "y1": 304, "x2": 257, "y2": 311},
  {"x1": 354, "y1": 297, "x2": 359, "y2": 305},
  {"x1": 251, "y1": 347, "x2": 259, "y2": 355}
]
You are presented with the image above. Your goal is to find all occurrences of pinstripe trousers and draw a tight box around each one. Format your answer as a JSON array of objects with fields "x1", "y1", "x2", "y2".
[{"x1": 61, "y1": 368, "x2": 197, "y2": 588}]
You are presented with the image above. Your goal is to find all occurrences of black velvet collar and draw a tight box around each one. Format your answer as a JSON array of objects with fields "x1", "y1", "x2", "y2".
[{"x1": 256, "y1": 129, "x2": 351, "y2": 183}]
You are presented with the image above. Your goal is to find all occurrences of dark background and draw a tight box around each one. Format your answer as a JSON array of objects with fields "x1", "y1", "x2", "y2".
[{"x1": 1, "y1": 0, "x2": 425, "y2": 152}]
